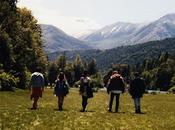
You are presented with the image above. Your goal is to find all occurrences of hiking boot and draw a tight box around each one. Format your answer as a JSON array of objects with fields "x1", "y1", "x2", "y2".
[
  {"x1": 31, "y1": 107, "x2": 37, "y2": 110},
  {"x1": 58, "y1": 107, "x2": 63, "y2": 111},
  {"x1": 135, "y1": 109, "x2": 138, "y2": 113},
  {"x1": 135, "y1": 109, "x2": 141, "y2": 114},
  {"x1": 80, "y1": 109, "x2": 85, "y2": 112},
  {"x1": 80, "y1": 108, "x2": 86, "y2": 112},
  {"x1": 80, "y1": 106, "x2": 86, "y2": 112}
]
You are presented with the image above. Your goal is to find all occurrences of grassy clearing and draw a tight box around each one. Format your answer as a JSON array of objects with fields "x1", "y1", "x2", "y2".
[{"x1": 0, "y1": 88, "x2": 175, "y2": 130}]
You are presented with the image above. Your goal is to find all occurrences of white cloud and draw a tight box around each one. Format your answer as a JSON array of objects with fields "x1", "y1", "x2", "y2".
[
  {"x1": 37, "y1": 12, "x2": 101, "y2": 37},
  {"x1": 17, "y1": 0, "x2": 101, "y2": 37},
  {"x1": 17, "y1": 0, "x2": 175, "y2": 37}
]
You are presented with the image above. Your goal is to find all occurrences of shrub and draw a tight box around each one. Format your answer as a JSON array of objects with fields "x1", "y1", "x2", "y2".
[
  {"x1": 168, "y1": 86, "x2": 175, "y2": 94},
  {"x1": 73, "y1": 81, "x2": 81, "y2": 88},
  {"x1": 0, "y1": 72, "x2": 19, "y2": 91},
  {"x1": 24, "y1": 70, "x2": 32, "y2": 88}
]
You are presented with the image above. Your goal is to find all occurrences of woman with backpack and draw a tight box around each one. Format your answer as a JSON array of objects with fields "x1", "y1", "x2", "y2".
[
  {"x1": 79, "y1": 70, "x2": 93, "y2": 112},
  {"x1": 54, "y1": 72, "x2": 69, "y2": 111}
]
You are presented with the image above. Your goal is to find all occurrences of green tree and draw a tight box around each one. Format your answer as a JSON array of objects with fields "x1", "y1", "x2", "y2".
[
  {"x1": 158, "y1": 52, "x2": 169, "y2": 63},
  {"x1": 73, "y1": 54, "x2": 84, "y2": 82},
  {"x1": 170, "y1": 74, "x2": 175, "y2": 87},
  {"x1": 56, "y1": 54, "x2": 66, "y2": 72},
  {"x1": 12, "y1": 8, "x2": 47, "y2": 88},
  {"x1": 64, "y1": 63, "x2": 74, "y2": 87},
  {"x1": 87, "y1": 59, "x2": 97, "y2": 76},
  {"x1": 0, "y1": 3, "x2": 48, "y2": 89},
  {"x1": 48, "y1": 62, "x2": 58, "y2": 86},
  {"x1": 0, "y1": 0, "x2": 17, "y2": 72},
  {"x1": 142, "y1": 71, "x2": 153, "y2": 89}
]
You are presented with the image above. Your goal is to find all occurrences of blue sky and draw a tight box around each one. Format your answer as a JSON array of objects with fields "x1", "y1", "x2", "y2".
[{"x1": 17, "y1": 0, "x2": 175, "y2": 37}]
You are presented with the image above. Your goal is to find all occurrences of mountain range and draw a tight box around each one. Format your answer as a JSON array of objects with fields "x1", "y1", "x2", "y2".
[
  {"x1": 41, "y1": 13, "x2": 175, "y2": 53},
  {"x1": 80, "y1": 13, "x2": 175, "y2": 49},
  {"x1": 41, "y1": 24, "x2": 91, "y2": 53}
]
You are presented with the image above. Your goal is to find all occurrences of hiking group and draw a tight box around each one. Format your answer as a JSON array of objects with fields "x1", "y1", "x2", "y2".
[{"x1": 29, "y1": 69, "x2": 146, "y2": 114}]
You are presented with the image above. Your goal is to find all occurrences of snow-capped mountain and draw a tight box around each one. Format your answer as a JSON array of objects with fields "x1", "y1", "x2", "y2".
[
  {"x1": 80, "y1": 22, "x2": 145, "y2": 42},
  {"x1": 41, "y1": 24, "x2": 91, "y2": 53},
  {"x1": 131, "y1": 13, "x2": 175, "y2": 43},
  {"x1": 80, "y1": 13, "x2": 175, "y2": 49}
]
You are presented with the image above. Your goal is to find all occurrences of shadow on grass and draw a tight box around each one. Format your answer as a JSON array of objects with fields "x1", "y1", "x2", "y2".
[
  {"x1": 135, "y1": 112, "x2": 146, "y2": 115},
  {"x1": 27, "y1": 107, "x2": 39, "y2": 110},
  {"x1": 108, "y1": 111, "x2": 126, "y2": 114},
  {"x1": 82, "y1": 110, "x2": 95, "y2": 113},
  {"x1": 79, "y1": 110, "x2": 95, "y2": 113},
  {"x1": 53, "y1": 108, "x2": 69, "y2": 112},
  {"x1": 131, "y1": 112, "x2": 146, "y2": 115}
]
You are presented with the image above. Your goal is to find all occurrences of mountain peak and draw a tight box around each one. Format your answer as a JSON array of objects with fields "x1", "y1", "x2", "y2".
[
  {"x1": 158, "y1": 13, "x2": 175, "y2": 22},
  {"x1": 41, "y1": 24, "x2": 91, "y2": 53},
  {"x1": 80, "y1": 13, "x2": 175, "y2": 49}
]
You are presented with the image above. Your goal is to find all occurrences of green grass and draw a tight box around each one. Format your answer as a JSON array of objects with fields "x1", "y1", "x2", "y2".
[{"x1": 0, "y1": 88, "x2": 175, "y2": 130}]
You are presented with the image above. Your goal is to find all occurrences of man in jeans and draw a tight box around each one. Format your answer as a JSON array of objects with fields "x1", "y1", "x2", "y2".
[
  {"x1": 29, "y1": 68, "x2": 45, "y2": 110},
  {"x1": 129, "y1": 72, "x2": 146, "y2": 114},
  {"x1": 107, "y1": 71, "x2": 125, "y2": 113}
]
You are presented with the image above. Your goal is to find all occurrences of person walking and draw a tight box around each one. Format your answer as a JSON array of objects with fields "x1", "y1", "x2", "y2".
[
  {"x1": 54, "y1": 72, "x2": 69, "y2": 111},
  {"x1": 107, "y1": 71, "x2": 125, "y2": 113},
  {"x1": 79, "y1": 70, "x2": 93, "y2": 112},
  {"x1": 29, "y1": 68, "x2": 45, "y2": 110},
  {"x1": 129, "y1": 72, "x2": 146, "y2": 114}
]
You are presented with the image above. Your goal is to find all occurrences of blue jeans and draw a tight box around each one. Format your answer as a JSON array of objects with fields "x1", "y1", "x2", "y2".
[{"x1": 133, "y1": 98, "x2": 140, "y2": 110}]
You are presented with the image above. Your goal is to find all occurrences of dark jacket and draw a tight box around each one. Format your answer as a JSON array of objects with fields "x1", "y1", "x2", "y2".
[
  {"x1": 129, "y1": 78, "x2": 146, "y2": 98},
  {"x1": 54, "y1": 80, "x2": 69, "y2": 96},
  {"x1": 107, "y1": 75, "x2": 125, "y2": 93}
]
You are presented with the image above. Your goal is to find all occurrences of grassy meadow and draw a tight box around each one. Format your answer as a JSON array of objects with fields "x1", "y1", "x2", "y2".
[{"x1": 0, "y1": 88, "x2": 175, "y2": 130}]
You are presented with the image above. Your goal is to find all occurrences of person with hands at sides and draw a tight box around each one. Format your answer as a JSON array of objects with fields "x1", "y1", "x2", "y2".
[
  {"x1": 29, "y1": 68, "x2": 45, "y2": 110},
  {"x1": 107, "y1": 71, "x2": 125, "y2": 113}
]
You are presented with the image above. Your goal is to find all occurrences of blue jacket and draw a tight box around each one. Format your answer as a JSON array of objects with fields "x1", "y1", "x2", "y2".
[{"x1": 54, "y1": 80, "x2": 69, "y2": 96}]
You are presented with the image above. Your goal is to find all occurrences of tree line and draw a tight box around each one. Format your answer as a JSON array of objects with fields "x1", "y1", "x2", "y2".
[
  {"x1": 48, "y1": 54, "x2": 102, "y2": 88},
  {"x1": 49, "y1": 38, "x2": 175, "y2": 70},
  {"x1": 103, "y1": 52, "x2": 175, "y2": 91},
  {"x1": 0, "y1": 0, "x2": 47, "y2": 90}
]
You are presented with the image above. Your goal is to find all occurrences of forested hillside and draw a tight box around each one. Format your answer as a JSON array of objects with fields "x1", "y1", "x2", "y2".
[
  {"x1": 94, "y1": 38, "x2": 175, "y2": 69},
  {"x1": 49, "y1": 38, "x2": 175, "y2": 70}
]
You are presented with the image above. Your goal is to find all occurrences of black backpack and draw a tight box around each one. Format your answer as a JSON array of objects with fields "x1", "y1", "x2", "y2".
[{"x1": 54, "y1": 80, "x2": 69, "y2": 96}]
